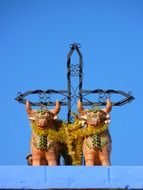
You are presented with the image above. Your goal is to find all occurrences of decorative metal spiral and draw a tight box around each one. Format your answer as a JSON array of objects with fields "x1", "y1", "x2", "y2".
[{"x1": 70, "y1": 64, "x2": 80, "y2": 77}]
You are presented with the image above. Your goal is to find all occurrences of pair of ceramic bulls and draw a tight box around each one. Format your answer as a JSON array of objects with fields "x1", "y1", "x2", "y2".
[{"x1": 26, "y1": 99, "x2": 112, "y2": 166}]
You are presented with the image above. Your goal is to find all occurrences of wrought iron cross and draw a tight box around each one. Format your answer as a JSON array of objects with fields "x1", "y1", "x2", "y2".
[{"x1": 15, "y1": 43, "x2": 135, "y2": 122}]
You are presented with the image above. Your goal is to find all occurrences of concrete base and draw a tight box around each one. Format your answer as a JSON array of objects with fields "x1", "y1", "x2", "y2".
[{"x1": 0, "y1": 166, "x2": 143, "y2": 189}]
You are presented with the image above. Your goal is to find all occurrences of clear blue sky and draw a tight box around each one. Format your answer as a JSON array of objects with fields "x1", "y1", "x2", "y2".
[{"x1": 0, "y1": 0, "x2": 143, "y2": 165}]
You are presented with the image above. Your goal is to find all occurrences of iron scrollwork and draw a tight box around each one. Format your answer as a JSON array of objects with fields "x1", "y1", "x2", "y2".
[
  {"x1": 70, "y1": 64, "x2": 80, "y2": 77},
  {"x1": 15, "y1": 43, "x2": 135, "y2": 123}
]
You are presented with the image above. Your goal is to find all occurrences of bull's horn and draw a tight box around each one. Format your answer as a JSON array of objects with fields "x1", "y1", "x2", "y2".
[
  {"x1": 77, "y1": 99, "x2": 84, "y2": 113},
  {"x1": 26, "y1": 100, "x2": 32, "y2": 115},
  {"x1": 51, "y1": 100, "x2": 60, "y2": 115},
  {"x1": 105, "y1": 98, "x2": 112, "y2": 113}
]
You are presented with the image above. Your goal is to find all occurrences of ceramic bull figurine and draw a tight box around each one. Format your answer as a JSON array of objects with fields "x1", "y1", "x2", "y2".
[
  {"x1": 26, "y1": 100, "x2": 61, "y2": 166},
  {"x1": 78, "y1": 99, "x2": 112, "y2": 166}
]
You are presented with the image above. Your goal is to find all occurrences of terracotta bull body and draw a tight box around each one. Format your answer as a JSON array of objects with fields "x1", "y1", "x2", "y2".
[
  {"x1": 26, "y1": 100, "x2": 61, "y2": 166},
  {"x1": 78, "y1": 99, "x2": 112, "y2": 166}
]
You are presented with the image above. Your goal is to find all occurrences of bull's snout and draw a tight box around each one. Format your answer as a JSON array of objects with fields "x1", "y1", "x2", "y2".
[
  {"x1": 36, "y1": 119, "x2": 48, "y2": 128},
  {"x1": 88, "y1": 117, "x2": 99, "y2": 126}
]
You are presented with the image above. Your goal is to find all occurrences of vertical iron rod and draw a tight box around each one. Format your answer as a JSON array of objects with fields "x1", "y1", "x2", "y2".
[
  {"x1": 76, "y1": 45, "x2": 83, "y2": 102},
  {"x1": 67, "y1": 57, "x2": 71, "y2": 123},
  {"x1": 67, "y1": 43, "x2": 83, "y2": 122}
]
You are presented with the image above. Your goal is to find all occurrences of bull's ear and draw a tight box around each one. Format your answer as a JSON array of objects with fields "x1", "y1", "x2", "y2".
[
  {"x1": 26, "y1": 100, "x2": 32, "y2": 115},
  {"x1": 77, "y1": 99, "x2": 84, "y2": 113},
  {"x1": 51, "y1": 100, "x2": 60, "y2": 115},
  {"x1": 104, "y1": 98, "x2": 112, "y2": 113}
]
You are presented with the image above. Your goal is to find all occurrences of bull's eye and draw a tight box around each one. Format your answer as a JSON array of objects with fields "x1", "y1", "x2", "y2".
[{"x1": 99, "y1": 114, "x2": 106, "y2": 120}]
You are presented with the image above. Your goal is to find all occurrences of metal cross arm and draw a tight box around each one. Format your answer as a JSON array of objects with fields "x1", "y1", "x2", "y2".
[
  {"x1": 15, "y1": 89, "x2": 69, "y2": 106},
  {"x1": 81, "y1": 89, "x2": 135, "y2": 106}
]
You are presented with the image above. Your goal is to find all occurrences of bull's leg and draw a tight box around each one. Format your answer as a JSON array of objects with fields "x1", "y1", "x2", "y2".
[
  {"x1": 99, "y1": 144, "x2": 111, "y2": 166},
  {"x1": 31, "y1": 146, "x2": 45, "y2": 166},
  {"x1": 84, "y1": 152, "x2": 95, "y2": 166},
  {"x1": 45, "y1": 143, "x2": 60, "y2": 166},
  {"x1": 32, "y1": 153, "x2": 42, "y2": 166},
  {"x1": 83, "y1": 138, "x2": 95, "y2": 166},
  {"x1": 45, "y1": 151, "x2": 58, "y2": 166}
]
